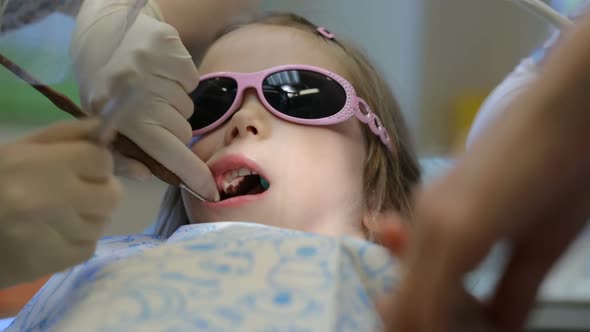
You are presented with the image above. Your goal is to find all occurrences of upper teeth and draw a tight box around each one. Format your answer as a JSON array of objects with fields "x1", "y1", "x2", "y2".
[{"x1": 221, "y1": 168, "x2": 257, "y2": 193}]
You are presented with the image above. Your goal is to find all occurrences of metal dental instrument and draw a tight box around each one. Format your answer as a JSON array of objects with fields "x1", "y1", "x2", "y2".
[
  {"x1": 125, "y1": 0, "x2": 148, "y2": 36},
  {"x1": 112, "y1": 0, "x2": 216, "y2": 202},
  {"x1": 89, "y1": 0, "x2": 146, "y2": 146},
  {"x1": 0, "y1": 1, "x2": 217, "y2": 200},
  {"x1": 507, "y1": 0, "x2": 574, "y2": 30},
  {"x1": 179, "y1": 183, "x2": 215, "y2": 202},
  {"x1": 91, "y1": 81, "x2": 143, "y2": 146}
]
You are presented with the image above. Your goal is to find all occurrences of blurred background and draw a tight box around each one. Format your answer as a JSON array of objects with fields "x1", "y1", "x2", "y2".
[
  {"x1": 1, "y1": 1, "x2": 589, "y2": 330},
  {"x1": 0, "y1": 0, "x2": 562, "y2": 235}
]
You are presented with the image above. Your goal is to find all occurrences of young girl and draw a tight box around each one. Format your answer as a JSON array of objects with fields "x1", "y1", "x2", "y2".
[
  {"x1": 7, "y1": 12, "x2": 424, "y2": 331},
  {"x1": 155, "y1": 12, "x2": 421, "y2": 240}
]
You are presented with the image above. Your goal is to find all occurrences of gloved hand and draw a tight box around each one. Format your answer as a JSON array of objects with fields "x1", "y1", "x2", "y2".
[
  {"x1": 70, "y1": 0, "x2": 219, "y2": 201},
  {"x1": 0, "y1": 120, "x2": 123, "y2": 288}
]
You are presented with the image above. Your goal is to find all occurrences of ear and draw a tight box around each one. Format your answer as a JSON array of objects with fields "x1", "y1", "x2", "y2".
[{"x1": 363, "y1": 210, "x2": 409, "y2": 258}]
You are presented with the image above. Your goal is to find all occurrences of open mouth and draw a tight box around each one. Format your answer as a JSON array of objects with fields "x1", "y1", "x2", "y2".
[{"x1": 218, "y1": 168, "x2": 271, "y2": 201}]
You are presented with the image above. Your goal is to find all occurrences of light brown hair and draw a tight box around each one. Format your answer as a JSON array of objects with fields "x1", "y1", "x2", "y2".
[{"x1": 154, "y1": 12, "x2": 421, "y2": 240}]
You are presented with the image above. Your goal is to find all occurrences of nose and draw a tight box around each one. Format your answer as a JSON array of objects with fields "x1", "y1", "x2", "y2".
[{"x1": 224, "y1": 89, "x2": 271, "y2": 146}]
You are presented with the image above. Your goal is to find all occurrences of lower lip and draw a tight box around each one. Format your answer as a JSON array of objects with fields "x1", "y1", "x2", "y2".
[{"x1": 201, "y1": 189, "x2": 269, "y2": 209}]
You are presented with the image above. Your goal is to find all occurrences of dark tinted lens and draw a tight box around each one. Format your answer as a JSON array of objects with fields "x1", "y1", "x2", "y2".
[
  {"x1": 262, "y1": 70, "x2": 346, "y2": 119},
  {"x1": 188, "y1": 77, "x2": 238, "y2": 130}
]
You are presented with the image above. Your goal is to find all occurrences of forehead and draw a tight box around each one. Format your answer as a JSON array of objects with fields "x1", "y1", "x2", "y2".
[{"x1": 199, "y1": 24, "x2": 350, "y2": 79}]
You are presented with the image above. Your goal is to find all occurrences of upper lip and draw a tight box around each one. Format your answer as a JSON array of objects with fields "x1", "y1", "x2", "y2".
[{"x1": 208, "y1": 154, "x2": 269, "y2": 193}]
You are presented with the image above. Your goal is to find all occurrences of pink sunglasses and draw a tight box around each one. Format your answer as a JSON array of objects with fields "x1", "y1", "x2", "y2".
[{"x1": 188, "y1": 64, "x2": 392, "y2": 149}]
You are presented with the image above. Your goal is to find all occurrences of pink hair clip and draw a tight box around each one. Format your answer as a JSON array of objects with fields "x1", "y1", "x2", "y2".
[{"x1": 317, "y1": 26, "x2": 335, "y2": 39}]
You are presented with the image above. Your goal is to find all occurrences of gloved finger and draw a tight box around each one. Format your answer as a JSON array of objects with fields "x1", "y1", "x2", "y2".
[
  {"x1": 144, "y1": 24, "x2": 200, "y2": 92},
  {"x1": 147, "y1": 76, "x2": 195, "y2": 119},
  {"x1": 125, "y1": 123, "x2": 219, "y2": 201},
  {"x1": 73, "y1": 177, "x2": 124, "y2": 218},
  {"x1": 124, "y1": 100, "x2": 193, "y2": 144},
  {"x1": 54, "y1": 141, "x2": 115, "y2": 181},
  {"x1": 59, "y1": 238, "x2": 98, "y2": 265},
  {"x1": 68, "y1": 213, "x2": 108, "y2": 244},
  {"x1": 13, "y1": 235, "x2": 83, "y2": 283},
  {"x1": 113, "y1": 151, "x2": 154, "y2": 181},
  {"x1": 70, "y1": 1, "x2": 129, "y2": 72},
  {"x1": 44, "y1": 206, "x2": 104, "y2": 245},
  {"x1": 99, "y1": 17, "x2": 198, "y2": 95},
  {"x1": 87, "y1": 62, "x2": 194, "y2": 120},
  {"x1": 26, "y1": 119, "x2": 101, "y2": 143},
  {"x1": 77, "y1": 214, "x2": 110, "y2": 241}
]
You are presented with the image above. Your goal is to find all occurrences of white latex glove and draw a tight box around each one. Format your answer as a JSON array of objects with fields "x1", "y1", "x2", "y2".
[
  {"x1": 70, "y1": 0, "x2": 219, "y2": 201},
  {"x1": 0, "y1": 120, "x2": 123, "y2": 288}
]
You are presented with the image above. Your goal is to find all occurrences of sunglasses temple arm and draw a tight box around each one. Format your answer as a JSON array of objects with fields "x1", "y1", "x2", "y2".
[{"x1": 352, "y1": 97, "x2": 394, "y2": 151}]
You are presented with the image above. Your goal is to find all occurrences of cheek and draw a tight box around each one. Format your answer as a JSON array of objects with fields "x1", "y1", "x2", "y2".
[
  {"x1": 291, "y1": 124, "x2": 366, "y2": 188},
  {"x1": 322, "y1": 123, "x2": 366, "y2": 193},
  {"x1": 311, "y1": 121, "x2": 366, "y2": 168}
]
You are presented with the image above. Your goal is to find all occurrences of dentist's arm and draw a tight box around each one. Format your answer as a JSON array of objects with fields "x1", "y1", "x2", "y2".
[{"x1": 383, "y1": 15, "x2": 590, "y2": 332}]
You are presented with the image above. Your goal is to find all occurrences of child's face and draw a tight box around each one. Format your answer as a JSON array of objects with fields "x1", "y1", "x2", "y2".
[{"x1": 183, "y1": 25, "x2": 368, "y2": 238}]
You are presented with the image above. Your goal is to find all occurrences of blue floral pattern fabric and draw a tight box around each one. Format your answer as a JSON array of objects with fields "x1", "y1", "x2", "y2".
[{"x1": 7, "y1": 222, "x2": 399, "y2": 331}]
